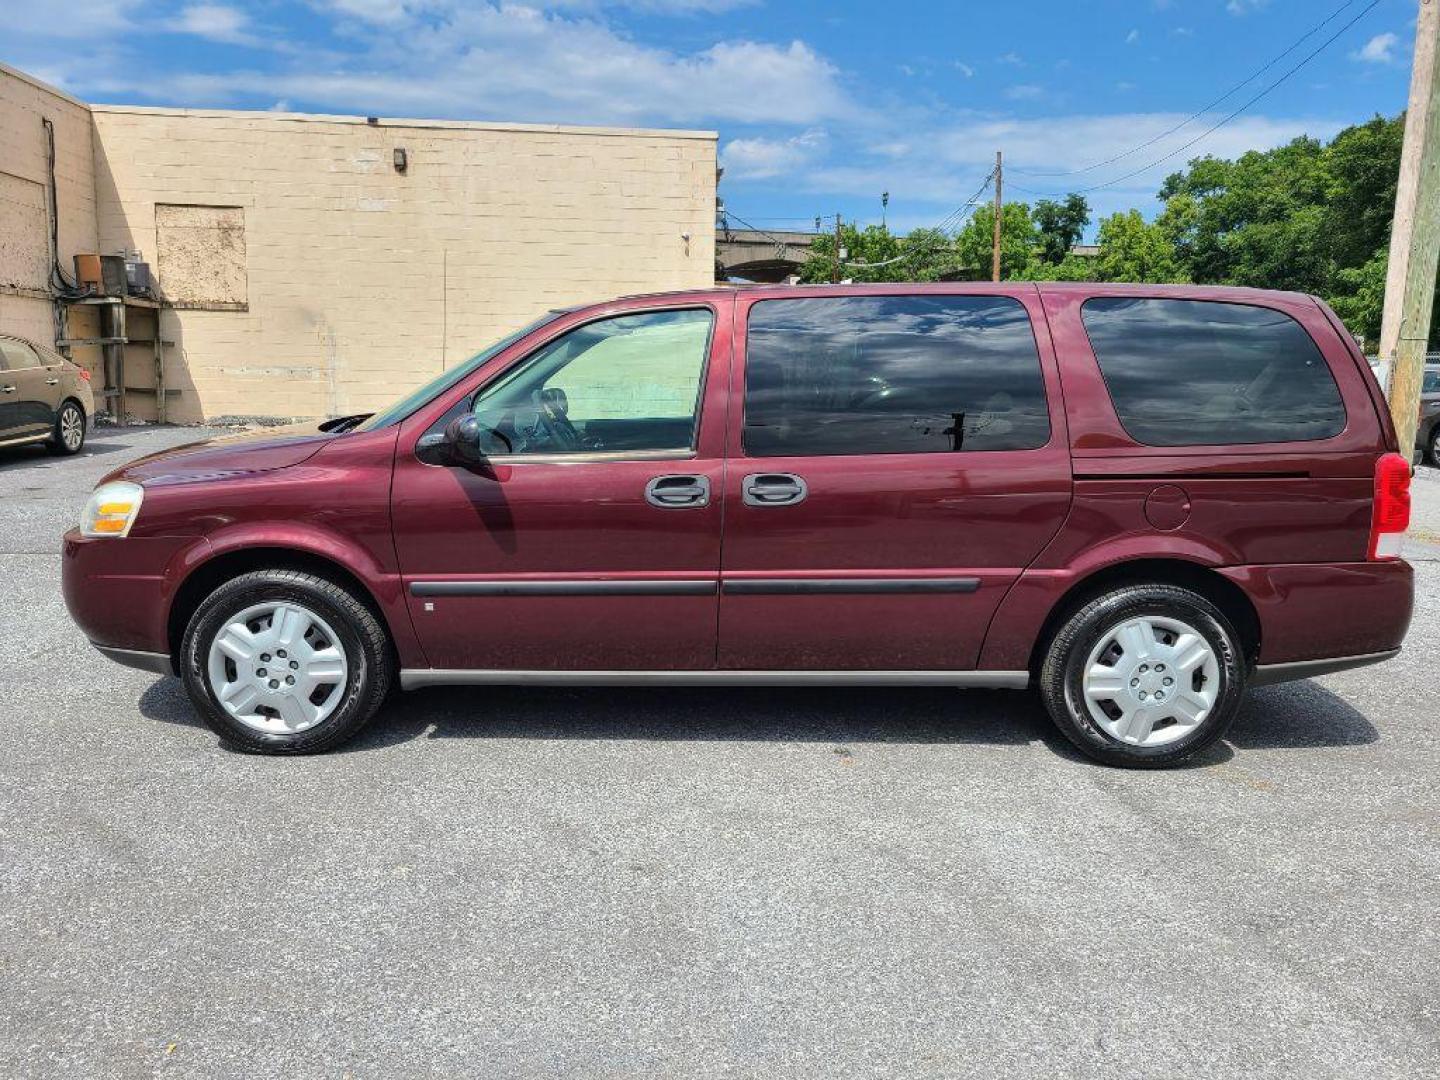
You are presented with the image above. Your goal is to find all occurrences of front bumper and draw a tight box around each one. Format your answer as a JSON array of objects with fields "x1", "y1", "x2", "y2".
[{"x1": 62, "y1": 528, "x2": 204, "y2": 663}]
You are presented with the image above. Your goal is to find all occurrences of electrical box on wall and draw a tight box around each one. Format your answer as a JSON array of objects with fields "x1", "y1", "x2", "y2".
[{"x1": 74, "y1": 254, "x2": 128, "y2": 297}]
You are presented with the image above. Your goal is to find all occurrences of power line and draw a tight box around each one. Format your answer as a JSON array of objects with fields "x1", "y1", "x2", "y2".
[
  {"x1": 1010, "y1": 0, "x2": 1361, "y2": 179},
  {"x1": 1009, "y1": 0, "x2": 1382, "y2": 199},
  {"x1": 842, "y1": 170, "x2": 996, "y2": 269},
  {"x1": 718, "y1": 210, "x2": 798, "y2": 250}
]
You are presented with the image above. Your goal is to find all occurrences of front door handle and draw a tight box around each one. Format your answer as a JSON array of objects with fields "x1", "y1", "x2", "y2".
[
  {"x1": 45, "y1": 378, "x2": 60, "y2": 386},
  {"x1": 743, "y1": 473, "x2": 808, "y2": 507},
  {"x1": 646, "y1": 474, "x2": 711, "y2": 509}
]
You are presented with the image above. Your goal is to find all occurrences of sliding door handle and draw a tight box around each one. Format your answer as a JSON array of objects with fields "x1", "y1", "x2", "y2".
[{"x1": 743, "y1": 473, "x2": 808, "y2": 507}]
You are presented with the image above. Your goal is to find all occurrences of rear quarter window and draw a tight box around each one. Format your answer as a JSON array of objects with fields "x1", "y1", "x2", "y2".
[{"x1": 1081, "y1": 297, "x2": 1346, "y2": 447}]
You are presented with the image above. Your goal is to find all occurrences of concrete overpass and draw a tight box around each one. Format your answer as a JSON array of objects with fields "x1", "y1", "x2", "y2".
[{"x1": 715, "y1": 228, "x2": 818, "y2": 283}]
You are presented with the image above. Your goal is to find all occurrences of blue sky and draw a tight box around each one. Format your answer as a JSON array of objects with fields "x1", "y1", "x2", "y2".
[{"x1": 4, "y1": 0, "x2": 1421, "y2": 237}]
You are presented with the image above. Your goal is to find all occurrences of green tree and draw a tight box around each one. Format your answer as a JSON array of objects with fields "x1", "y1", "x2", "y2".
[
  {"x1": 1032, "y1": 194, "x2": 1091, "y2": 265},
  {"x1": 1093, "y1": 210, "x2": 1190, "y2": 284},
  {"x1": 954, "y1": 202, "x2": 1037, "y2": 280},
  {"x1": 1322, "y1": 114, "x2": 1405, "y2": 270},
  {"x1": 1327, "y1": 247, "x2": 1388, "y2": 349},
  {"x1": 1015, "y1": 253, "x2": 1098, "y2": 282},
  {"x1": 798, "y1": 223, "x2": 957, "y2": 283}
]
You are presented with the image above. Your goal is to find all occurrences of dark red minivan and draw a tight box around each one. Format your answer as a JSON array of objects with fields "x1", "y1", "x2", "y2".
[{"x1": 62, "y1": 283, "x2": 1414, "y2": 766}]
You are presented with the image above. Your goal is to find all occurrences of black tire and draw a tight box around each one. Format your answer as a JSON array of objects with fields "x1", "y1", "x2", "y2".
[
  {"x1": 45, "y1": 400, "x2": 86, "y2": 456},
  {"x1": 1038, "y1": 584, "x2": 1246, "y2": 768},
  {"x1": 1428, "y1": 425, "x2": 1440, "y2": 467},
  {"x1": 180, "y1": 569, "x2": 393, "y2": 754}
]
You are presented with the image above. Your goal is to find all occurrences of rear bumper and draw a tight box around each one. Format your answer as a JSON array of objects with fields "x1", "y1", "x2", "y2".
[
  {"x1": 1218, "y1": 560, "x2": 1414, "y2": 665},
  {"x1": 92, "y1": 643, "x2": 174, "y2": 675},
  {"x1": 1251, "y1": 648, "x2": 1401, "y2": 687}
]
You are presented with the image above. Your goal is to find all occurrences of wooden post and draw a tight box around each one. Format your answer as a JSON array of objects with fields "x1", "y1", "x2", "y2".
[
  {"x1": 153, "y1": 309, "x2": 166, "y2": 425},
  {"x1": 1381, "y1": 0, "x2": 1440, "y2": 457},
  {"x1": 992, "y1": 151, "x2": 1003, "y2": 282}
]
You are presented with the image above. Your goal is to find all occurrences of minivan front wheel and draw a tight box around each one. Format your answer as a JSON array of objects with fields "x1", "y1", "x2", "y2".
[
  {"x1": 181, "y1": 570, "x2": 393, "y2": 753},
  {"x1": 1039, "y1": 584, "x2": 1246, "y2": 768}
]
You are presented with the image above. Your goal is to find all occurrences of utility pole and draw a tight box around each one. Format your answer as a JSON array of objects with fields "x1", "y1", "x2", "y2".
[
  {"x1": 1381, "y1": 0, "x2": 1440, "y2": 457},
  {"x1": 833, "y1": 212, "x2": 843, "y2": 284},
  {"x1": 992, "y1": 150, "x2": 1004, "y2": 283}
]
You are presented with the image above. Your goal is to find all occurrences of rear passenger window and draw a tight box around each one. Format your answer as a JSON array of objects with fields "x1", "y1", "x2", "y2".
[
  {"x1": 1081, "y1": 298, "x2": 1346, "y2": 446},
  {"x1": 744, "y1": 295, "x2": 1049, "y2": 456}
]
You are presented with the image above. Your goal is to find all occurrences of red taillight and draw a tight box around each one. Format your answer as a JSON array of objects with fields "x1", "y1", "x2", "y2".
[
  {"x1": 76, "y1": 367, "x2": 91, "y2": 382},
  {"x1": 1369, "y1": 452, "x2": 1411, "y2": 560}
]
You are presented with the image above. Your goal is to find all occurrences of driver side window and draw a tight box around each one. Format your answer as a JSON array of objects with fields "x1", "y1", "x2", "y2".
[{"x1": 471, "y1": 307, "x2": 713, "y2": 456}]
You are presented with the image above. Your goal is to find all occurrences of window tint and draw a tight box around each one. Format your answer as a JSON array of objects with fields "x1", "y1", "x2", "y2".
[
  {"x1": 744, "y1": 295, "x2": 1049, "y2": 456},
  {"x1": 1081, "y1": 298, "x2": 1346, "y2": 446},
  {"x1": 468, "y1": 308, "x2": 712, "y2": 455},
  {"x1": 0, "y1": 340, "x2": 42, "y2": 371}
]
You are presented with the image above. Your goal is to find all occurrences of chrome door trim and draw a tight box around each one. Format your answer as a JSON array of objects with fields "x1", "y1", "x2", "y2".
[
  {"x1": 400, "y1": 669, "x2": 1030, "y2": 689},
  {"x1": 722, "y1": 576, "x2": 981, "y2": 595},
  {"x1": 411, "y1": 579, "x2": 718, "y2": 597}
]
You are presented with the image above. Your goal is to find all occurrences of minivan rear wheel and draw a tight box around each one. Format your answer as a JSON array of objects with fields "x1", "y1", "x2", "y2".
[
  {"x1": 1038, "y1": 584, "x2": 1246, "y2": 768},
  {"x1": 180, "y1": 569, "x2": 393, "y2": 754}
]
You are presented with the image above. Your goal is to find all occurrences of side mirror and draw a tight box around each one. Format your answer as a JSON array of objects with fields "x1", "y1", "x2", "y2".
[{"x1": 443, "y1": 414, "x2": 510, "y2": 466}]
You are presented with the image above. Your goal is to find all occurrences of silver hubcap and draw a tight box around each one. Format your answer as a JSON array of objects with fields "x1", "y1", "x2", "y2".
[
  {"x1": 1080, "y1": 615, "x2": 1220, "y2": 747},
  {"x1": 206, "y1": 602, "x2": 349, "y2": 734},
  {"x1": 60, "y1": 407, "x2": 82, "y2": 450}
]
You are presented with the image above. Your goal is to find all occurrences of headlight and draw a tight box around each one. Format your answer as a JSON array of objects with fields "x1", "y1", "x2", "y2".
[{"x1": 81, "y1": 481, "x2": 144, "y2": 538}]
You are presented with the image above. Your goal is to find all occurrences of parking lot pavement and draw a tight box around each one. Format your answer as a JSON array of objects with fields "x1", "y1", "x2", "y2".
[{"x1": 2, "y1": 426, "x2": 1437, "y2": 1080}]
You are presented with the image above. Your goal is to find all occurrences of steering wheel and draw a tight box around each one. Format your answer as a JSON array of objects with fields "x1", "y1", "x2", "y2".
[{"x1": 534, "y1": 387, "x2": 582, "y2": 450}]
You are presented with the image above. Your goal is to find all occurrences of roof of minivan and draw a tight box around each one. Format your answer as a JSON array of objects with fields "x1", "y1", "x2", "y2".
[{"x1": 609, "y1": 282, "x2": 1320, "y2": 305}]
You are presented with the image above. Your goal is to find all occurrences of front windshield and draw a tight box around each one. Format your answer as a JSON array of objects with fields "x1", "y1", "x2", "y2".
[{"x1": 355, "y1": 312, "x2": 565, "y2": 431}]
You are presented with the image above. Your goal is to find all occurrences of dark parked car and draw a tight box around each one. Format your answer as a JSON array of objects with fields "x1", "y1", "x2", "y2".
[
  {"x1": 0, "y1": 333, "x2": 93, "y2": 455},
  {"x1": 1420, "y1": 365, "x2": 1440, "y2": 464},
  {"x1": 62, "y1": 284, "x2": 1414, "y2": 767}
]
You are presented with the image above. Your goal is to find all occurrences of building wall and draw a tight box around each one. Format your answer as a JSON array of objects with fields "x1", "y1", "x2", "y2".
[
  {"x1": 91, "y1": 106, "x2": 718, "y2": 423},
  {"x1": 0, "y1": 63, "x2": 99, "y2": 360}
]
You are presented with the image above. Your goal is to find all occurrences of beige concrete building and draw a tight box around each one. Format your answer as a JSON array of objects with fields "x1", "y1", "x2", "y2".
[{"x1": 0, "y1": 61, "x2": 718, "y2": 423}]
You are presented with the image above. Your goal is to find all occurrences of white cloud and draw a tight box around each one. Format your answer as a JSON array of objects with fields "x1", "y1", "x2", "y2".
[
  {"x1": 996, "y1": 51, "x2": 1024, "y2": 65},
  {"x1": 955, "y1": 61, "x2": 975, "y2": 78},
  {"x1": 1226, "y1": 0, "x2": 1270, "y2": 14},
  {"x1": 175, "y1": 4, "x2": 259, "y2": 46},
  {"x1": 321, "y1": 0, "x2": 412, "y2": 23},
  {"x1": 113, "y1": 4, "x2": 857, "y2": 128},
  {"x1": 800, "y1": 112, "x2": 1345, "y2": 223},
  {"x1": 1005, "y1": 84, "x2": 1043, "y2": 101},
  {"x1": 6, "y1": 0, "x2": 137, "y2": 38},
  {"x1": 723, "y1": 128, "x2": 827, "y2": 179},
  {"x1": 1353, "y1": 32, "x2": 1399, "y2": 64},
  {"x1": 1125, "y1": 29, "x2": 1140, "y2": 45}
]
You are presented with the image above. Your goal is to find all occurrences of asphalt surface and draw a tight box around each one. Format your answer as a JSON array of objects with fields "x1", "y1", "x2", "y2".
[{"x1": 1, "y1": 426, "x2": 1437, "y2": 1080}]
